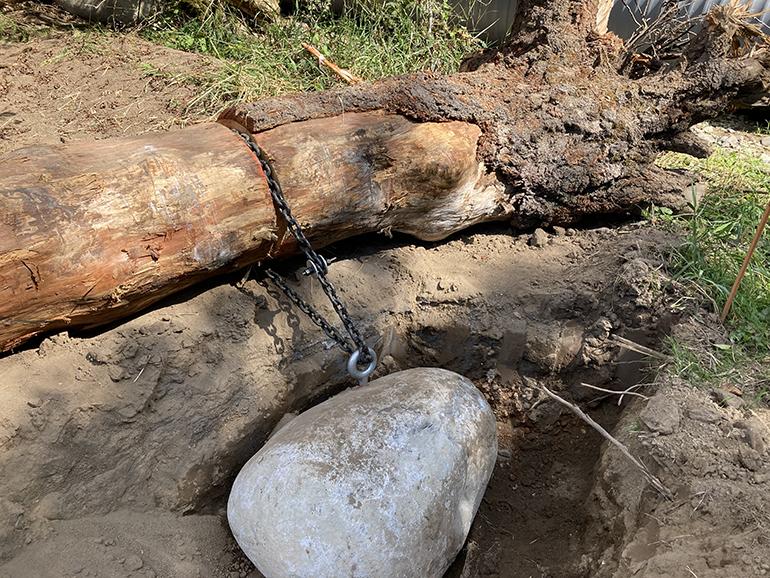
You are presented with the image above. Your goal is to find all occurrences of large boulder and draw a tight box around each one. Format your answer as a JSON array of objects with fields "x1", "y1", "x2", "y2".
[{"x1": 228, "y1": 367, "x2": 497, "y2": 578}]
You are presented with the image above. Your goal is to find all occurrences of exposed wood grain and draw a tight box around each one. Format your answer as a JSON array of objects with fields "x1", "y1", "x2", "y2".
[
  {"x1": 231, "y1": 110, "x2": 505, "y2": 254},
  {"x1": 1, "y1": 113, "x2": 499, "y2": 351},
  {"x1": 8, "y1": 0, "x2": 770, "y2": 353},
  {"x1": 0, "y1": 123, "x2": 274, "y2": 351}
]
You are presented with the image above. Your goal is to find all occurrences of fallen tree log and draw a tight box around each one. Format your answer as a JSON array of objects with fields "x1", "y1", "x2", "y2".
[
  {"x1": 2, "y1": 0, "x2": 770, "y2": 352},
  {"x1": 0, "y1": 114, "x2": 495, "y2": 352},
  {"x1": 0, "y1": 124, "x2": 273, "y2": 351}
]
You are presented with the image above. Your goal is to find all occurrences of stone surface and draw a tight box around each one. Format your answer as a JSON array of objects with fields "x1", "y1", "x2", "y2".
[
  {"x1": 734, "y1": 418, "x2": 768, "y2": 455},
  {"x1": 228, "y1": 368, "x2": 497, "y2": 578},
  {"x1": 685, "y1": 403, "x2": 722, "y2": 424},
  {"x1": 529, "y1": 228, "x2": 549, "y2": 247},
  {"x1": 713, "y1": 389, "x2": 746, "y2": 409},
  {"x1": 640, "y1": 394, "x2": 680, "y2": 435},
  {"x1": 738, "y1": 446, "x2": 762, "y2": 471},
  {"x1": 125, "y1": 555, "x2": 143, "y2": 571}
]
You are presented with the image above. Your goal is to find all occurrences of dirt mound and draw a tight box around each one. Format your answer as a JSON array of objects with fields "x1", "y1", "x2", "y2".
[{"x1": 1, "y1": 10, "x2": 769, "y2": 578}]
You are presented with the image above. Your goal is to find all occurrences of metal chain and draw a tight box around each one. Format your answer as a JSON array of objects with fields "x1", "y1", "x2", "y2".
[
  {"x1": 233, "y1": 129, "x2": 374, "y2": 367},
  {"x1": 264, "y1": 268, "x2": 354, "y2": 355}
]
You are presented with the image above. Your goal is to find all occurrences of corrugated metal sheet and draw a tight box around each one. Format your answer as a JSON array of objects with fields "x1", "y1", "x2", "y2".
[
  {"x1": 608, "y1": 0, "x2": 770, "y2": 40},
  {"x1": 452, "y1": 0, "x2": 770, "y2": 45}
]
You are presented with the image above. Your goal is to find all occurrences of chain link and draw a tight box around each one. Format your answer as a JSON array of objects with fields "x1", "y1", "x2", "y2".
[
  {"x1": 233, "y1": 129, "x2": 374, "y2": 366},
  {"x1": 264, "y1": 269, "x2": 354, "y2": 355}
]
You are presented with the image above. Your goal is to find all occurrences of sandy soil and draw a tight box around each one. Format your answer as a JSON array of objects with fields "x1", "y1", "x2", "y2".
[{"x1": 1, "y1": 4, "x2": 769, "y2": 578}]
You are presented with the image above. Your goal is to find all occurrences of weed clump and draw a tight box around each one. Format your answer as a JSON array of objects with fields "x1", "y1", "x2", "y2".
[
  {"x1": 657, "y1": 147, "x2": 770, "y2": 353},
  {"x1": 139, "y1": 0, "x2": 486, "y2": 113}
]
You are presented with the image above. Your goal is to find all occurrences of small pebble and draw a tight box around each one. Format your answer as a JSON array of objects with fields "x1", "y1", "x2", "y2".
[
  {"x1": 528, "y1": 228, "x2": 549, "y2": 248},
  {"x1": 125, "y1": 555, "x2": 143, "y2": 571},
  {"x1": 498, "y1": 449, "x2": 511, "y2": 458}
]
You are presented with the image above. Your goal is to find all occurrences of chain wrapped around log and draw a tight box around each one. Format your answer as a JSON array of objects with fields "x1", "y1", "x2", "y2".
[
  {"x1": 0, "y1": 113, "x2": 503, "y2": 352},
  {"x1": 4, "y1": 0, "x2": 770, "y2": 352}
]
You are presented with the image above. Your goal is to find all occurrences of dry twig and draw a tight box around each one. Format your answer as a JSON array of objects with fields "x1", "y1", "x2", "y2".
[
  {"x1": 302, "y1": 43, "x2": 362, "y2": 85},
  {"x1": 721, "y1": 196, "x2": 770, "y2": 321},
  {"x1": 612, "y1": 335, "x2": 669, "y2": 360},
  {"x1": 580, "y1": 381, "x2": 650, "y2": 404},
  {"x1": 525, "y1": 377, "x2": 675, "y2": 501}
]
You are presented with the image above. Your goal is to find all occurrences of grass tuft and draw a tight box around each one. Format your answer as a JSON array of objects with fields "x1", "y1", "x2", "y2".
[
  {"x1": 0, "y1": 11, "x2": 38, "y2": 42},
  {"x1": 656, "y1": 147, "x2": 770, "y2": 357},
  {"x1": 138, "y1": 0, "x2": 486, "y2": 115}
]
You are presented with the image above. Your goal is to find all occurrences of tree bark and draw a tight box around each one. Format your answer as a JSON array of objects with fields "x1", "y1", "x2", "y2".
[
  {"x1": 220, "y1": 0, "x2": 770, "y2": 228},
  {"x1": 2, "y1": 0, "x2": 770, "y2": 351},
  {"x1": 1, "y1": 115, "x2": 493, "y2": 352}
]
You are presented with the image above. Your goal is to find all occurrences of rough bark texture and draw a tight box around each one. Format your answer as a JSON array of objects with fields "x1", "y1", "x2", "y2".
[
  {"x1": 3, "y1": 0, "x2": 770, "y2": 350},
  {"x1": 0, "y1": 124, "x2": 274, "y2": 351},
  {"x1": 220, "y1": 0, "x2": 770, "y2": 230}
]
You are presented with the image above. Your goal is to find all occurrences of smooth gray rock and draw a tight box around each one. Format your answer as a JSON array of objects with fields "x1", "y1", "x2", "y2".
[{"x1": 228, "y1": 368, "x2": 497, "y2": 578}]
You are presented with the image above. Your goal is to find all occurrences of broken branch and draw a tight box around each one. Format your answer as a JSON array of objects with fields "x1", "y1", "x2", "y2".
[
  {"x1": 526, "y1": 378, "x2": 675, "y2": 501},
  {"x1": 612, "y1": 335, "x2": 669, "y2": 360},
  {"x1": 580, "y1": 382, "x2": 650, "y2": 404},
  {"x1": 302, "y1": 43, "x2": 362, "y2": 84}
]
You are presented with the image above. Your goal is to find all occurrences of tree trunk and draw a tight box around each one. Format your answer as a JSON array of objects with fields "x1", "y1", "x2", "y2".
[
  {"x1": 1, "y1": 115, "x2": 492, "y2": 351},
  {"x1": 0, "y1": 124, "x2": 273, "y2": 351},
  {"x1": 220, "y1": 0, "x2": 770, "y2": 229},
  {"x1": 2, "y1": 0, "x2": 769, "y2": 351}
]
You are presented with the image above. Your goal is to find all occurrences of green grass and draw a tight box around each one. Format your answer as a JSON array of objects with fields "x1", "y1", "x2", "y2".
[
  {"x1": 664, "y1": 335, "x2": 733, "y2": 382},
  {"x1": 2, "y1": 0, "x2": 485, "y2": 115},
  {"x1": 663, "y1": 332, "x2": 769, "y2": 407},
  {"x1": 0, "y1": 11, "x2": 40, "y2": 42},
  {"x1": 655, "y1": 146, "x2": 770, "y2": 361},
  {"x1": 138, "y1": 0, "x2": 485, "y2": 114}
]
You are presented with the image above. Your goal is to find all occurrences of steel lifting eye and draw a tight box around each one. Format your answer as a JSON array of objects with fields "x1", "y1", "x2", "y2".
[{"x1": 348, "y1": 348, "x2": 377, "y2": 387}]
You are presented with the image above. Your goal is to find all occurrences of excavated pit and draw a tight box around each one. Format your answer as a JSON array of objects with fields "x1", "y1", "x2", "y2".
[{"x1": 0, "y1": 220, "x2": 685, "y2": 578}]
